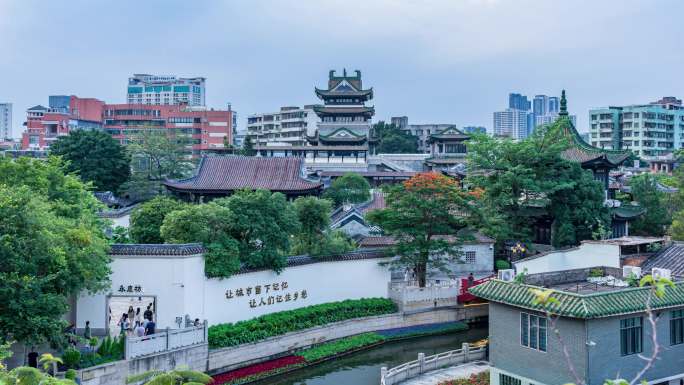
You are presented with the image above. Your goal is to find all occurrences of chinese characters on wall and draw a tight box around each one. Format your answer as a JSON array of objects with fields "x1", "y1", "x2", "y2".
[
  {"x1": 225, "y1": 281, "x2": 309, "y2": 308},
  {"x1": 117, "y1": 284, "x2": 143, "y2": 293}
]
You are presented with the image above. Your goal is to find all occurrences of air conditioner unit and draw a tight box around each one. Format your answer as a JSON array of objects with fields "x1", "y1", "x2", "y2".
[
  {"x1": 623, "y1": 266, "x2": 642, "y2": 279},
  {"x1": 652, "y1": 268, "x2": 672, "y2": 281},
  {"x1": 498, "y1": 269, "x2": 516, "y2": 282}
]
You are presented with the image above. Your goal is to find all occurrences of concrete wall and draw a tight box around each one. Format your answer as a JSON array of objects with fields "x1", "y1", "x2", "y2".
[
  {"x1": 77, "y1": 256, "x2": 391, "y2": 331},
  {"x1": 79, "y1": 343, "x2": 208, "y2": 385},
  {"x1": 208, "y1": 306, "x2": 487, "y2": 374},
  {"x1": 488, "y1": 302, "x2": 587, "y2": 385},
  {"x1": 514, "y1": 242, "x2": 620, "y2": 275},
  {"x1": 587, "y1": 308, "x2": 684, "y2": 384}
]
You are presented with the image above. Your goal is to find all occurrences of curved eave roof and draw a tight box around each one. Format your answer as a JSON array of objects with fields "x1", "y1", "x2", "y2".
[
  {"x1": 313, "y1": 106, "x2": 375, "y2": 116},
  {"x1": 315, "y1": 87, "x2": 373, "y2": 100},
  {"x1": 556, "y1": 116, "x2": 632, "y2": 167}
]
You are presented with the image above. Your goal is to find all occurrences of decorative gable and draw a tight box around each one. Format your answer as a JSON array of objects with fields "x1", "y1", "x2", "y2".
[{"x1": 332, "y1": 79, "x2": 358, "y2": 93}]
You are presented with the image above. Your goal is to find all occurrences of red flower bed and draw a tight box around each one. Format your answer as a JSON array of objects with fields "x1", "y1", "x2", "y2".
[{"x1": 211, "y1": 355, "x2": 306, "y2": 385}]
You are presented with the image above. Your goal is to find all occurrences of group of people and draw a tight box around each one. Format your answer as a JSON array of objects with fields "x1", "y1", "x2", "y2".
[{"x1": 118, "y1": 304, "x2": 156, "y2": 337}]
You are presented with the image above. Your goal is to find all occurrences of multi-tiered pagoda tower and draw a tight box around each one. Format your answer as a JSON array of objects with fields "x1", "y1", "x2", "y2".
[{"x1": 308, "y1": 69, "x2": 377, "y2": 152}]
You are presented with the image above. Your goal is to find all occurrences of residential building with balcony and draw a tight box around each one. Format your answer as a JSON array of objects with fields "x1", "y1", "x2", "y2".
[
  {"x1": 589, "y1": 97, "x2": 684, "y2": 157},
  {"x1": 493, "y1": 108, "x2": 528, "y2": 140},
  {"x1": 400, "y1": 123, "x2": 460, "y2": 153},
  {"x1": 246, "y1": 105, "x2": 319, "y2": 147},
  {"x1": 127, "y1": 74, "x2": 206, "y2": 106}
]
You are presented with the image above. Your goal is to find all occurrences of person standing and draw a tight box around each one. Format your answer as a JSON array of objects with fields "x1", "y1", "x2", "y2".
[
  {"x1": 145, "y1": 319, "x2": 156, "y2": 336},
  {"x1": 135, "y1": 307, "x2": 142, "y2": 324},
  {"x1": 127, "y1": 306, "x2": 135, "y2": 327},
  {"x1": 119, "y1": 314, "x2": 128, "y2": 336},
  {"x1": 84, "y1": 321, "x2": 91, "y2": 339},
  {"x1": 144, "y1": 305, "x2": 153, "y2": 321},
  {"x1": 134, "y1": 321, "x2": 145, "y2": 337}
]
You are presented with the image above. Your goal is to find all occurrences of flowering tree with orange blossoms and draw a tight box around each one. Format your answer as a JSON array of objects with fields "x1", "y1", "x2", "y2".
[{"x1": 366, "y1": 172, "x2": 474, "y2": 287}]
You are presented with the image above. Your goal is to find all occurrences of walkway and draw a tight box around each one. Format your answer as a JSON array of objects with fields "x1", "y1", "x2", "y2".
[{"x1": 401, "y1": 361, "x2": 489, "y2": 385}]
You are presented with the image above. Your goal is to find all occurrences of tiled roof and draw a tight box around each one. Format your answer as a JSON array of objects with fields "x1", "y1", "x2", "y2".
[
  {"x1": 469, "y1": 279, "x2": 684, "y2": 318},
  {"x1": 642, "y1": 243, "x2": 684, "y2": 278},
  {"x1": 164, "y1": 156, "x2": 322, "y2": 193},
  {"x1": 110, "y1": 243, "x2": 204, "y2": 256},
  {"x1": 236, "y1": 250, "x2": 386, "y2": 274},
  {"x1": 555, "y1": 115, "x2": 631, "y2": 167},
  {"x1": 321, "y1": 171, "x2": 416, "y2": 178},
  {"x1": 358, "y1": 230, "x2": 494, "y2": 249},
  {"x1": 313, "y1": 106, "x2": 375, "y2": 115},
  {"x1": 315, "y1": 88, "x2": 373, "y2": 99},
  {"x1": 359, "y1": 191, "x2": 387, "y2": 213}
]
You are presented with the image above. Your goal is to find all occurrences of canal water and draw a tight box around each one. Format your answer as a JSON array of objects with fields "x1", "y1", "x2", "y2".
[{"x1": 253, "y1": 325, "x2": 488, "y2": 385}]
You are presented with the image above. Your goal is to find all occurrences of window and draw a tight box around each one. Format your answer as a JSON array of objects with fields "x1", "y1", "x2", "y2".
[
  {"x1": 500, "y1": 374, "x2": 521, "y2": 385},
  {"x1": 620, "y1": 317, "x2": 643, "y2": 356},
  {"x1": 465, "y1": 251, "x2": 476, "y2": 264},
  {"x1": 521, "y1": 313, "x2": 546, "y2": 351},
  {"x1": 671, "y1": 309, "x2": 684, "y2": 345}
]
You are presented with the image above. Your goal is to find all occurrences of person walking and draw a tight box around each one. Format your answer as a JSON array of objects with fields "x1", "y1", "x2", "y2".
[
  {"x1": 127, "y1": 306, "x2": 135, "y2": 329},
  {"x1": 145, "y1": 319, "x2": 156, "y2": 336},
  {"x1": 119, "y1": 314, "x2": 129, "y2": 336},
  {"x1": 144, "y1": 305, "x2": 153, "y2": 321},
  {"x1": 135, "y1": 307, "x2": 143, "y2": 324}
]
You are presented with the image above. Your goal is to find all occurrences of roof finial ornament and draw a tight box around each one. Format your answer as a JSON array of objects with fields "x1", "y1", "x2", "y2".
[
  {"x1": 343, "y1": 68, "x2": 347, "y2": 77},
  {"x1": 559, "y1": 89, "x2": 568, "y2": 116}
]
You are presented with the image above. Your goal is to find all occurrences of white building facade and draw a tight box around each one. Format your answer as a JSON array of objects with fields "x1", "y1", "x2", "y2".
[
  {"x1": 246, "y1": 105, "x2": 319, "y2": 147},
  {"x1": 403, "y1": 124, "x2": 459, "y2": 153},
  {"x1": 127, "y1": 74, "x2": 206, "y2": 106},
  {"x1": 0, "y1": 102, "x2": 11, "y2": 139},
  {"x1": 493, "y1": 108, "x2": 528, "y2": 140}
]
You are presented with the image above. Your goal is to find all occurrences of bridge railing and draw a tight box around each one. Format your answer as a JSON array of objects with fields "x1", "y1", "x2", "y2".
[
  {"x1": 124, "y1": 322, "x2": 207, "y2": 360},
  {"x1": 380, "y1": 342, "x2": 487, "y2": 385}
]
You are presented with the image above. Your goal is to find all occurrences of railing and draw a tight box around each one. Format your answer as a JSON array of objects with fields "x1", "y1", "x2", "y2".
[
  {"x1": 380, "y1": 342, "x2": 487, "y2": 385},
  {"x1": 125, "y1": 323, "x2": 207, "y2": 359},
  {"x1": 387, "y1": 280, "x2": 460, "y2": 311}
]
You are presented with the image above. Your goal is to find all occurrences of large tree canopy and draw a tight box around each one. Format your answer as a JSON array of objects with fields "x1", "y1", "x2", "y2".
[
  {"x1": 628, "y1": 174, "x2": 671, "y2": 237},
  {"x1": 122, "y1": 130, "x2": 195, "y2": 200},
  {"x1": 466, "y1": 122, "x2": 609, "y2": 248},
  {"x1": 0, "y1": 157, "x2": 110, "y2": 346},
  {"x1": 291, "y1": 196, "x2": 354, "y2": 256},
  {"x1": 50, "y1": 130, "x2": 131, "y2": 192},
  {"x1": 129, "y1": 196, "x2": 187, "y2": 243},
  {"x1": 323, "y1": 172, "x2": 371, "y2": 207},
  {"x1": 373, "y1": 121, "x2": 418, "y2": 154},
  {"x1": 366, "y1": 173, "x2": 473, "y2": 287}
]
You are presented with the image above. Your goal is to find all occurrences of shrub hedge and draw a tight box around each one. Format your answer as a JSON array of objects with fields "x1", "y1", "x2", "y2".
[
  {"x1": 299, "y1": 333, "x2": 385, "y2": 362},
  {"x1": 208, "y1": 298, "x2": 397, "y2": 349}
]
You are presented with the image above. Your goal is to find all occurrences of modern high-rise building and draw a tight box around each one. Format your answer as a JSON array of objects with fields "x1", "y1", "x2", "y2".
[
  {"x1": 589, "y1": 96, "x2": 684, "y2": 157},
  {"x1": 246, "y1": 106, "x2": 319, "y2": 147},
  {"x1": 530, "y1": 94, "x2": 575, "y2": 134},
  {"x1": 127, "y1": 74, "x2": 206, "y2": 106},
  {"x1": 509, "y1": 93, "x2": 531, "y2": 111},
  {"x1": 493, "y1": 109, "x2": 528, "y2": 140},
  {"x1": 0, "y1": 103, "x2": 12, "y2": 139}
]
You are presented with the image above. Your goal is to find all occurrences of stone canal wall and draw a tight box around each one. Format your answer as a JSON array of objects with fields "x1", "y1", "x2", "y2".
[
  {"x1": 79, "y1": 343, "x2": 208, "y2": 385},
  {"x1": 208, "y1": 305, "x2": 488, "y2": 374}
]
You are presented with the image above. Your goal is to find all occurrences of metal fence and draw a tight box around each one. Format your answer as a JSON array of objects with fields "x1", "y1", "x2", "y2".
[
  {"x1": 124, "y1": 323, "x2": 207, "y2": 360},
  {"x1": 380, "y1": 342, "x2": 487, "y2": 385}
]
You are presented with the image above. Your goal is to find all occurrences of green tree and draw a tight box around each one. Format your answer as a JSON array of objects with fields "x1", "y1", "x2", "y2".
[
  {"x1": 323, "y1": 173, "x2": 371, "y2": 207},
  {"x1": 629, "y1": 174, "x2": 671, "y2": 236},
  {"x1": 129, "y1": 196, "x2": 187, "y2": 243},
  {"x1": 50, "y1": 130, "x2": 131, "y2": 192},
  {"x1": 366, "y1": 173, "x2": 472, "y2": 287},
  {"x1": 373, "y1": 121, "x2": 418, "y2": 154},
  {"x1": 215, "y1": 190, "x2": 299, "y2": 271},
  {"x1": 466, "y1": 121, "x2": 609, "y2": 247},
  {"x1": 0, "y1": 157, "x2": 110, "y2": 347},
  {"x1": 160, "y1": 203, "x2": 240, "y2": 278},
  {"x1": 291, "y1": 197, "x2": 355, "y2": 256},
  {"x1": 122, "y1": 130, "x2": 195, "y2": 200},
  {"x1": 240, "y1": 136, "x2": 256, "y2": 156}
]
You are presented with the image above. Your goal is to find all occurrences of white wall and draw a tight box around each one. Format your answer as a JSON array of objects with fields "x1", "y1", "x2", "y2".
[
  {"x1": 513, "y1": 242, "x2": 620, "y2": 275},
  {"x1": 77, "y1": 256, "x2": 390, "y2": 332}
]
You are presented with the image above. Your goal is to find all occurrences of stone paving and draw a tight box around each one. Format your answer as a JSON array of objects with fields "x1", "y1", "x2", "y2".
[{"x1": 401, "y1": 361, "x2": 490, "y2": 385}]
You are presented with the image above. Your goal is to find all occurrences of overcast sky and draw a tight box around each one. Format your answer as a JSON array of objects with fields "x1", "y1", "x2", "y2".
[{"x1": 1, "y1": 0, "x2": 683, "y2": 137}]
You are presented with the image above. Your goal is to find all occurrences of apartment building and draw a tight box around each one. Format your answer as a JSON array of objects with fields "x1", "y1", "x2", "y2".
[
  {"x1": 127, "y1": 74, "x2": 206, "y2": 106},
  {"x1": 246, "y1": 105, "x2": 319, "y2": 147}
]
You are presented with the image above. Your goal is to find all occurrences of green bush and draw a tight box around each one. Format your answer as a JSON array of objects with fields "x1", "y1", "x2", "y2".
[
  {"x1": 62, "y1": 348, "x2": 81, "y2": 369},
  {"x1": 208, "y1": 298, "x2": 397, "y2": 349},
  {"x1": 495, "y1": 260, "x2": 510, "y2": 270},
  {"x1": 300, "y1": 333, "x2": 385, "y2": 362},
  {"x1": 65, "y1": 369, "x2": 78, "y2": 380}
]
